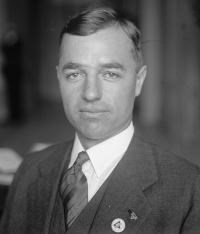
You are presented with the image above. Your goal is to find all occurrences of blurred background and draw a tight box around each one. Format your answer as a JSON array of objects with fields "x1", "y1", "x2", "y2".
[
  {"x1": 0, "y1": 0, "x2": 200, "y2": 219},
  {"x1": 0, "y1": 0, "x2": 200, "y2": 176}
]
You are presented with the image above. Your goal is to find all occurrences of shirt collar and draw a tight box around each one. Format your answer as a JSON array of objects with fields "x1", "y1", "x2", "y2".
[{"x1": 70, "y1": 122, "x2": 134, "y2": 177}]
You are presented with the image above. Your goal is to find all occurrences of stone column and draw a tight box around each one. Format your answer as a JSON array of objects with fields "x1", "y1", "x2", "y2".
[
  {"x1": 162, "y1": 0, "x2": 200, "y2": 142},
  {"x1": 0, "y1": 0, "x2": 8, "y2": 122},
  {"x1": 139, "y1": 0, "x2": 162, "y2": 126},
  {"x1": 178, "y1": 0, "x2": 200, "y2": 142}
]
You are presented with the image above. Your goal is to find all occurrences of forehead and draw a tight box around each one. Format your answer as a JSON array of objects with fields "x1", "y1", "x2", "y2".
[{"x1": 59, "y1": 26, "x2": 136, "y2": 68}]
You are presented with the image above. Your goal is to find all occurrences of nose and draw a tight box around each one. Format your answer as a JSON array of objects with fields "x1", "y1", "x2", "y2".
[{"x1": 82, "y1": 76, "x2": 102, "y2": 102}]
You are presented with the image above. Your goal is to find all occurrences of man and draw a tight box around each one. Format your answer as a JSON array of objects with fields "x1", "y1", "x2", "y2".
[{"x1": 1, "y1": 6, "x2": 200, "y2": 234}]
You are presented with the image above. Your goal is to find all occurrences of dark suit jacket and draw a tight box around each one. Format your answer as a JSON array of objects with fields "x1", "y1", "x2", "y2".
[{"x1": 1, "y1": 136, "x2": 200, "y2": 234}]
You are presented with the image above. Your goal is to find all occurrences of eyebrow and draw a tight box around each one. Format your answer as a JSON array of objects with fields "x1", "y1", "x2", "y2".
[
  {"x1": 62, "y1": 62, "x2": 83, "y2": 70},
  {"x1": 99, "y1": 63, "x2": 125, "y2": 71},
  {"x1": 61, "y1": 62, "x2": 125, "y2": 71}
]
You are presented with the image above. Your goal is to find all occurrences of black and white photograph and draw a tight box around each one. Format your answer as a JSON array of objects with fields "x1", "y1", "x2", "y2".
[{"x1": 0, "y1": 0, "x2": 200, "y2": 233}]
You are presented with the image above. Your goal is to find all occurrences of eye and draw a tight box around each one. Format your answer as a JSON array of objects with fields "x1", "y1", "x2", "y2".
[
  {"x1": 64, "y1": 71, "x2": 85, "y2": 81},
  {"x1": 103, "y1": 71, "x2": 121, "y2": 81}
]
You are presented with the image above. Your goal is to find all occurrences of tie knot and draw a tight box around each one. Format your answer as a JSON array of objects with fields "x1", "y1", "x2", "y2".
[{"x1": 74, "y1": 151, "x2": 89, "y2": 168}]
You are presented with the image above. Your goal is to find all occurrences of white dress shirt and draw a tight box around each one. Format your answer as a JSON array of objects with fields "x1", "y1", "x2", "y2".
[{"x1": 69, "y1": 122, "x2": 134, "y2": 201}]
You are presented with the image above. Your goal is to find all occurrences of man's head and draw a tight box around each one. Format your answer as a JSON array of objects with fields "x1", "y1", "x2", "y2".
[{"x1": 57, "y1": 6, "x2": 147, "y2": 149}]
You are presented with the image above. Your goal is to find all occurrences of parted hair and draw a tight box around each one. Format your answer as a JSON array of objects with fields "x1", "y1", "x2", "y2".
[{"x1": 59, "y1": 6, "x2": 143, "y2": 69}]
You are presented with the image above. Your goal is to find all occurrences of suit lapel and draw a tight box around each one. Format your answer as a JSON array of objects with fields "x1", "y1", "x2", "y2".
[
  {"x1": 89, "y1": 136, "x2": 158, "y2": 233},
  {"x1": 28, "y1": 141, "x2": 73, "y2": 234}
]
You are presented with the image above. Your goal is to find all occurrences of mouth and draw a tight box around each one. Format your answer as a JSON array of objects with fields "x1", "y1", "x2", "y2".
[{"x1": 79, "y1": 109, "x2": 108, "y2": 118}]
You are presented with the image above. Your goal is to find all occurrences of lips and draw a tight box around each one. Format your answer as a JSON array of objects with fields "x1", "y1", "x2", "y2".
[
  {"x1": 79, "y1": 108, "x2": 108, "y2": 118},
  {"x1": 80, "y1": 110, "x2": 105, "y2": 113},
  {"x1": 79, "y1": 107, "x2": 108, "y2": 113}
]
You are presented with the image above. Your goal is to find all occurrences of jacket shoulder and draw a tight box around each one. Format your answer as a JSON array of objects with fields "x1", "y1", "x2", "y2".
[
  {"x1": 135, "y1": 136, "x2": 200, "y2": 179},
  {"x1": 12, "y1": 140, "x2": 72, "y2": 185},
  {"x1": 22, "y1": 140, "x2": 72, "y2": 168}
]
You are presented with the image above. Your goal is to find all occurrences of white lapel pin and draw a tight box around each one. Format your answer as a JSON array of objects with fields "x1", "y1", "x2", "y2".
[
  {"x1": 111, "y1": 218, "x2": 125, "y2": 233},
  {"x1": 128, "y1": 209, "x2": 138, "y2": 220}
]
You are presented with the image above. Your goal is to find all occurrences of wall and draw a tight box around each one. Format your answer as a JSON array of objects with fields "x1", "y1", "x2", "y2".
[{"x1": 0, "y1": 0, "x2": 7, "y2": 121}]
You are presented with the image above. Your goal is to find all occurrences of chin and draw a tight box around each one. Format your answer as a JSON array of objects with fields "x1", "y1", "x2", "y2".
[
  {"x1": 83, "y1": 130, "x2": 105, "y2": 140},
  {"x1": 79, "y1": 127, "x2": 110, "y2": 141}
]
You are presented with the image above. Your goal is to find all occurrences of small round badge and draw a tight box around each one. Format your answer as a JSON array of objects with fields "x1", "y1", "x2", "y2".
[{"x1": 111, "y1": 218, "x2": 125, "y2": 233}]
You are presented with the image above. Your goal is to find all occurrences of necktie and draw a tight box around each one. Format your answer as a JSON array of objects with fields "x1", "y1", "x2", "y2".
[{"x1": 60, "y1": 151, "x2": 89, "y2": 228}]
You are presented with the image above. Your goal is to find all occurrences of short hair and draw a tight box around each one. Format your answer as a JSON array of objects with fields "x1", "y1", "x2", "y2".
[{"x1": 59, "y1": 6, "x2": 143, "y2": 70}]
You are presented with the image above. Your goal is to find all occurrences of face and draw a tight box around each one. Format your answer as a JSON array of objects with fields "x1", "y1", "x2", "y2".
[{"x1": 57, "y1": 26, "x2": 146, "y2": 148}]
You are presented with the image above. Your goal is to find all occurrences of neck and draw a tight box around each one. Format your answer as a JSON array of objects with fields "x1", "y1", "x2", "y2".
[
  {"x1": 77, "y1": 122, "x2": 132, "y2": 150},
  {"x1": 77, "y1": 135, "x2": 105, "y2": 150}
]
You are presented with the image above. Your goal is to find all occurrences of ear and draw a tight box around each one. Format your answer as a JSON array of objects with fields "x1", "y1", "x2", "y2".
[
  {"x1": 135, "y1": 65, "x2": 147, "y2": 97},
  {"x1": 56, "y1": 65, "x2": 60, "y2": 81}
]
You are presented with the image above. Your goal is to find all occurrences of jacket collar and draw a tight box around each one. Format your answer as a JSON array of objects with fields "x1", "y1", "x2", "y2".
[
  {"x1": 91, "y1": 136, "x2": 158, "y2": 233},
  {"x1": 68, "y1": 136, "x2": 158, "y2": 234},
  {"x1": 36, "y1": 141, "x2": 73, "y2": 234},
  {"x1": 38, "y1": 141, "x2": 72, "y2": 178},
  {"x1": 36, "y1": 136, "x2": 158, "y2": 234}
]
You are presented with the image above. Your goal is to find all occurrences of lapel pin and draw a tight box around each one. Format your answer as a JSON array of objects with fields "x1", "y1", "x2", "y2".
[
  {"x1": 111, "y1": 218, "x2": 125, "y2": 233},
  {"x1": 128, "y1": 209, "x2": 138, "y2": 220}
]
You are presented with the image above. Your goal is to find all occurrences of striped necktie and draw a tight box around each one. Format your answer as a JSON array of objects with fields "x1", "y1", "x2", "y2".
[{"x1": 60, "y1": 151, "x2": 89, "y2": 228}]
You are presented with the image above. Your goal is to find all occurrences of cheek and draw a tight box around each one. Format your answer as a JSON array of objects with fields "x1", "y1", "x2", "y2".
[
  {"x1": 60, "y1": 86, "x2": 75, "y2": 111},
  {"x1": 110, "y1": 84, "x2": 135, "y2": 112}
]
